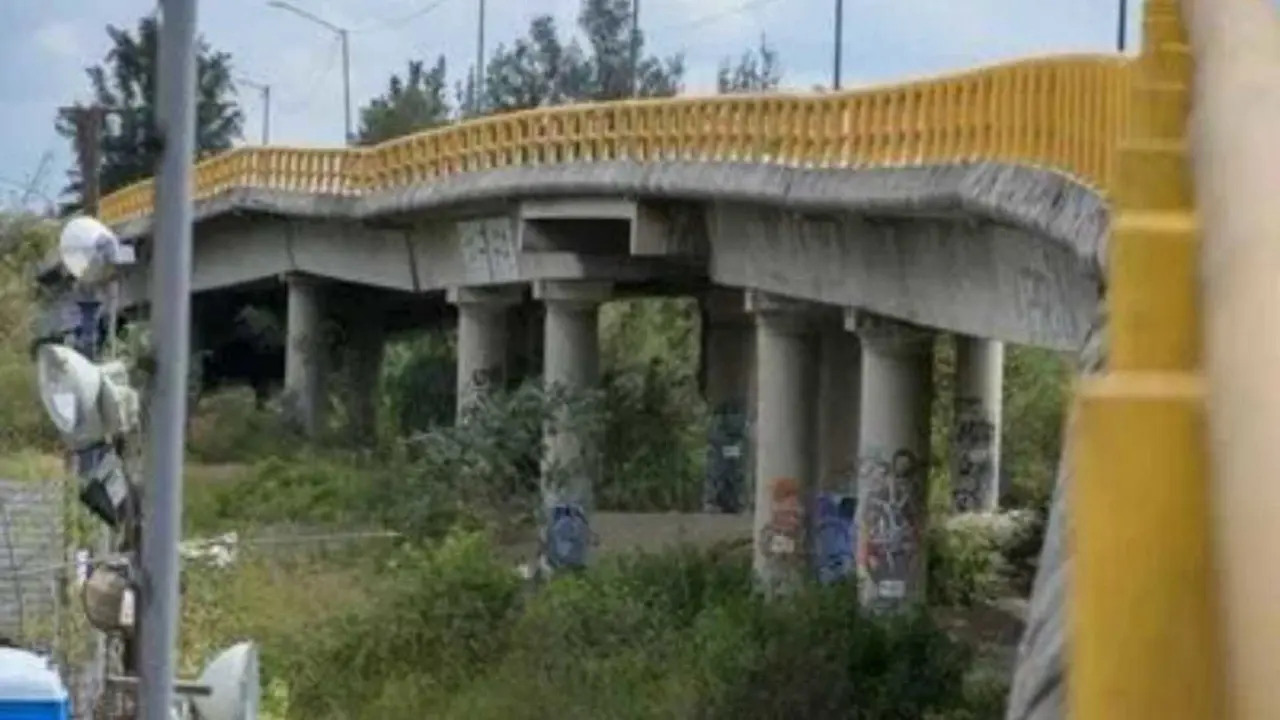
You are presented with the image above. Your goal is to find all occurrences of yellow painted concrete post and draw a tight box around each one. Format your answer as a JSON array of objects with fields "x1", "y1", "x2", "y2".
[
  {"x1": 1183, "y1": 0, "x2": 1280, "y2": 716},
  {"x1": 1069, "y1": 0, "x2": 1225, "y2": 717}
]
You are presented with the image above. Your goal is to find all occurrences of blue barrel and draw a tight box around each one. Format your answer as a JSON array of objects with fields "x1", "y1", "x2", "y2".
[{"x1": 0, "y1": 648, "x2": 69, "y2": 720}]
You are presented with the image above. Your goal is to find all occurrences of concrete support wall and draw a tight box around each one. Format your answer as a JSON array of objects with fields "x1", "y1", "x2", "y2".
[
  {"x1": 701, "y1": 289, "x2": 755, "y2": 514},
  {"x1": 535, "y1": 280, "x2": 612, "y2": 572},
  {"x1": 747, "y1": 291, "x2": 820, "y2": 596},
  {"x1": 344, "y1": 310, "x2": 385, "y2": 444},
  {"x1": 284, "y1": 274, "x2": 327, "y2": 437},
  {"x1": 813, "y1": 323, "x2": 862, "y2": 584},
  {"x1": 951, "y1": 336, "x2": 1004, "y2": 512},
  {"x1": 851, "y1": 312, "x2": 935, "y2": 608},
  {"x1": 450, "y1": 286, "x2": 522, "y2": 418}
]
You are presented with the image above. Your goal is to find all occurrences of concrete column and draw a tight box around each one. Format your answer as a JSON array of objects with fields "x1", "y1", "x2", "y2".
[
  {"x1": 449, "y1": 286, "x2": 523, "y2": 419},
  {"x1": 534, "y1": 280, "x2": 612, "y2": 572},
  {"x1": 284, "y1": 274, "x2": 327, "y2": 437},
  {"x1": 851, "y1": 311, "x2": 935, "y2": 609},
  {"x1": 701, "y1": 289, "x2": 754, "y2": 514},
  {"x1": 813, "y1": 323, "x2": 862, "y2": 585},
  {"x1": 951, "y1": 336, "x2": 1004, "y2": 513},
  {"x1": 747, "y1": 291, "x2": 820, "y2": 596},
  {"x1": 344, "y1": 311, "x2": 385, "y2": 444}
]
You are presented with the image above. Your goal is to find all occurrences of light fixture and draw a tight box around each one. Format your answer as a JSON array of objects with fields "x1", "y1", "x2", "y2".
[
  {"x1": 57, "y1": 215, "x2": 135, "y2": 283},
  {"x1": 35, "y1": 343, "x2": 139, "y2": 448},
  {"x1": 105, "y1": 641, "x2": 260, "y2": 720},
  {"x1": 189, "y1": 642, "x2": 260, "y2": 720},
  {"x1": 81, "y1": 561, "x2": 136, "y2": 634}
]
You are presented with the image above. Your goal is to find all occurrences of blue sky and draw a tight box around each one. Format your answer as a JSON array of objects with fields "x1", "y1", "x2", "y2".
[{"x1": 0, "y1": 0, "x2": 1140, "y2": 208}]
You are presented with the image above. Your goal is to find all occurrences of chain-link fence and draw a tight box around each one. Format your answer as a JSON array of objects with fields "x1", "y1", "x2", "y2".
[{"x1": 0, "y1": 476, "x2": 104, "y2": 718}]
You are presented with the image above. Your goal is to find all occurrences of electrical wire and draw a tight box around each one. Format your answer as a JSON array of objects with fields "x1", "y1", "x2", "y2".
[
  {"x1": 350, "y1": 0, "x2": 458, "y2": 34},
  {"x1": 654, "y1": 0, "x2": 783, "y2": 35},
  {"x1": 273, "y1": 35, "x2": 344, "y2": 114}
]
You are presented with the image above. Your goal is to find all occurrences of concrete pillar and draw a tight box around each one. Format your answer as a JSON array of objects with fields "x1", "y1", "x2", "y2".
[
  {"x1": 449, "y1": 286, "x2": 522, "y2": 419},
  {"x1": 813, "y1": 323, "x2": 862, "y2": 585},
  {"x1": 284, "y1": 274, "x2": 327, "y2": 437},
  {"x1": 951, "y1": 336, "x2": 1004, "y2": 513},
  {"x1": 851, "y1": 311, "x2": 935, "y2": 609},
  {"x1": 534, "y1": 280, "x2": 612, "y2": 572},
  {"x1": 700, "y1": 289, "x2": 754, "y2": 514},
  {"x1": 344, "y1": 311, "x2": 385, "y2": 444},
  {"x1": 747, "y1": 291, "x2": 820, "y2": 596}
]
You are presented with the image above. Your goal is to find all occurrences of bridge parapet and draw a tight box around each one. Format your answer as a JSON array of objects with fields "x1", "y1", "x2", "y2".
[{"x1": 98, "y1": 54, "x2": 1130, "y2": 229}]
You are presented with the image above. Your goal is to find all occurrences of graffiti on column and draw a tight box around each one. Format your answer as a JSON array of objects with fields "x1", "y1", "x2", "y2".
[
  {"x1": 542, "y1": 501, "x2": 591, "y2": 572},
  {"x1": 758, "y1": 477, "x2": 804, "y2": 561},
  {"x1": 856, "y1": 449, "x2": 924, "y2": 603},
  {"x1": 952, "y1": 398, "x2": 996, "y2": 512},
  {"x1": 704, "y1": 400, "x2": 748, "y2": 513},
  {"x1": 814, "y1": 493, "x2": 857, "y2": 585}
]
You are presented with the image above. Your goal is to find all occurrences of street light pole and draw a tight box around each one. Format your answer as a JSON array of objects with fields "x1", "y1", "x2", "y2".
[
  {"x1": 1116, "y1": 0, "x2": 1129, "y2": 52},
  {"x1": 339, "y1": 28, "x2": 351, "y2": 141},
  {"x1": 832, "y1": 0, "x2": 844, "y2": 90},
  {"x1": 142, "y1": 0, "x2": 197, "y2": 716},
  {"x1": 238, "y1": 77, "x2": 272, "y2": 144},
  {"x1": 474, "y1": 0, "x2": 486, "y2": 116},
  {"x1": 266, "y1": 0, "x2": 352, "y2": 142},
  {"x1": 630, "y1": 0, "x2": 641, "y2": 96}
]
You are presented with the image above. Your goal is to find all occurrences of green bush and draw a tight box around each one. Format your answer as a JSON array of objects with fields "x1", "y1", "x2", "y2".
[
  {"x1": 184, "y1": 455, "x2": 383, "y2": 534},
  {"x1": 0, "y1": 214, "x2": 59, "y2": 454},
  {"x1": 926, "y1": 510, "x2": 1036, "y2": 607},
  {"x1": 275, "y1": 535, "x2": 1000, "y2": 720}
]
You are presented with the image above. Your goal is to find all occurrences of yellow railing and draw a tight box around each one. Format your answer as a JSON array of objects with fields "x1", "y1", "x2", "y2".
[{"x1": 97, "y1": 54, "x2": 1131, "y2": 228}]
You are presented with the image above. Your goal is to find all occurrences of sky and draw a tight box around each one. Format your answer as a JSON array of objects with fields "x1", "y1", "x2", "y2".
[{"x1": 0, "y1": 0, "x2": 1142, "y2": 208}]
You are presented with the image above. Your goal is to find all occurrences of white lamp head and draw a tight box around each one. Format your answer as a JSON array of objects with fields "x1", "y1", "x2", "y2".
[
  {"x1": 190, "y1": 641, "x2": 260, "y2": 720},
  {"x1": 35, "y1": 344, "x2": 103, "y2": 439},
  {"x1": 35, "y1": 344, "x2": 139, "y2": 446},
  {"x1": 58, "y1": 216, "x2": 133, "y2": 282}
]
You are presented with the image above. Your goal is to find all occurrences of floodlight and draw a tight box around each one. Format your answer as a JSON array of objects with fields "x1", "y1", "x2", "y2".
[
  {"x1": 35, "y1": 344, "x2": 139, "y2": 447},
  {"x1": 57, "y1": 216, "x2": 135, "y2": 282},
  {"x1": 189, "y1": 642, "x2": 260, "y2": 720}
]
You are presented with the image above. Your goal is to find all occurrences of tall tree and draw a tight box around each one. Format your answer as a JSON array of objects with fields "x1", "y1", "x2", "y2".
[
  {"x1": 56, "y1": 16, "x2": 243, "y2": 202},
  {"x1": 482, "y1": 0, "x2": 683, "y2": 114},
  {"x1": 481, "y1": 16, "x2": 591, "y2": 115},
  {"x1": 357, "y1": 57, "x2": 452, "y2": 144},
  {"x1": 717, "y1": 36, "x2": 782, "y2": 94}
]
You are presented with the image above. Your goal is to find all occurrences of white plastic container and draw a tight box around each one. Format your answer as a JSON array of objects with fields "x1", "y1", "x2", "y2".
[{"x1": 0, "y1": 648, "x2": 69, "y2": 720}]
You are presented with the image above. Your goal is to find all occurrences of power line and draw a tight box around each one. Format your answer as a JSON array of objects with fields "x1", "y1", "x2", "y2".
[
  {"x1": 351, "y1": 0, "x2": 457, "y2": 33},
  {"x1": 655, "y1": 0, "x2": 783, "y2": 35},
  {"x1": 274, "y1": 35, "x2": 344, "y2": 115}
]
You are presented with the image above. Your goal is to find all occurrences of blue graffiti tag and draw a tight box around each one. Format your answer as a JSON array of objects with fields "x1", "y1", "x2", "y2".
[
  {"x1": 814, "y1": 493, "x2": 857, "y2": 585},
  {"x1": 543, "y1": 502, "x2": 590, "y2": 571}
]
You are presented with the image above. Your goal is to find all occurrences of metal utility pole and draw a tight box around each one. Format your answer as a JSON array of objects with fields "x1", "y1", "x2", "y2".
[
  {"x1": 238, "y1": 77, "x2": 272, "y2": 144},
  {"x1": 832, "y1": 0, "x2": 844, "y2": 90},
  {"x1": 1116, "y1": 0, "x2": 1129, "y2": 52},
  {"x1": 68, "y1": 106, "x2": 106, "y2": 215},
  {"x1": 267, "y1": 1, "x2": 352, "y2": 142},
  {"x1": 630, "y1": 0, "x2": 641, "y2": 96},
  {"x1": 474, "y1": 0, "x2": 486, "y2": 115},
  {"x1": 339, "y1": 29, "x2": 351, "y2": 141},
  {"x1": 141, "y1": 0, "x2": 197, "y2": 716}
]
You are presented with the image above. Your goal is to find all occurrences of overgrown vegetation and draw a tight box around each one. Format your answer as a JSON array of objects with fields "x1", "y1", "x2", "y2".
[
  {"x1": 4, "y1": 1, "x2": 1075, "y2": 712},
  {"x1": 0, "y1": 207, "x2": 1072, "y2": 718}
]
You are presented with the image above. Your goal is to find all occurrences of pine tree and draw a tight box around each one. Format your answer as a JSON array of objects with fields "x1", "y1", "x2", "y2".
[
  {"x1": 56, "y1": 15, "x2": 243, "y2": 202},
  {"x1": 357, "y1": 57, "x2": 452, "y2": 144}
]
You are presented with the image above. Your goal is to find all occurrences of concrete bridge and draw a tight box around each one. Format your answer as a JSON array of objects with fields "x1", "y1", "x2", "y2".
[
  {"x1": 45, "y1": 0, "x2": 1267, "y2": 714},
  {"x1": 67, "y1": 53, "x2": 1128, "y2": 610}
]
